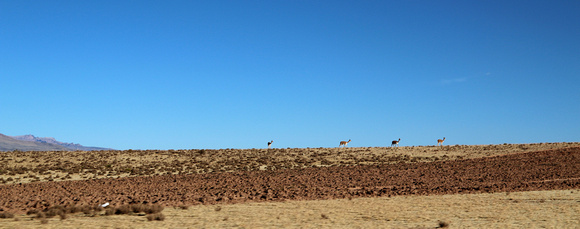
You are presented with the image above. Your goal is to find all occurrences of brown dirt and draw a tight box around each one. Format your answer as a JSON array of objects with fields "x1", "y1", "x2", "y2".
[{"x1": 1, "y1": 147, "x2": 578, "y2": 214}]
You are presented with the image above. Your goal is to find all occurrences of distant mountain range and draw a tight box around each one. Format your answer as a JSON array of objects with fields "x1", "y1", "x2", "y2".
[{"x1": 0, "y1": 133, "x2": 113, "y2": 152}]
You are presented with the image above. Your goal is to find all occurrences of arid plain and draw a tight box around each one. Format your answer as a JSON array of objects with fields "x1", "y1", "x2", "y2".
[{"x1": 1, "y1": 142, "x2": 579, "y2": 228}]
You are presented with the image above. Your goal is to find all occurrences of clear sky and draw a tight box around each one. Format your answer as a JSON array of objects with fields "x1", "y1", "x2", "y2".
[{"x1": 1, "y1": 1, "x2": 579, "y2": 150}]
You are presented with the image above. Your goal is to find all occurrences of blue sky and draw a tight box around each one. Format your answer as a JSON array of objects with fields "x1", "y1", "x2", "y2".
[{"x1": 1, "y1": 1, "x2": 579, "y2": 150}]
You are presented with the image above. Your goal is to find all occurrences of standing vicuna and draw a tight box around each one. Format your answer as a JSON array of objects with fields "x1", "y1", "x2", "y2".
[
  {"x1": 339, "y1": 139, "x2": 351, "y2": 148},
  {"x1": 391, "y1": 138, "x2": 400, "y2": 147},
  {"x1": 267, "y1": 140, "x2": 273, "y2": 149},
  {"x1": 437, "y1": 137, "x2": 446, "y2": 146}
]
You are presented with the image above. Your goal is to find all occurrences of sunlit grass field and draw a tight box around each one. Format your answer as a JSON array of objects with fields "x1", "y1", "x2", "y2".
[{"x1": 1, "y1": 142, "x2": 578, "y2": 228}]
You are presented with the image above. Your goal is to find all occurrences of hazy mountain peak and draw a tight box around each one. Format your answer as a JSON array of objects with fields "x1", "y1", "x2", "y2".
[{"x1": 2, "y1": 134, "x2": 112, "y2": 151}]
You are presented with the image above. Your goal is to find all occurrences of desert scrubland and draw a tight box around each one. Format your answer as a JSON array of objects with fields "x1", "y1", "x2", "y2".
[
  {"x1": 1, "y1": 142, "x2": 578, "y2": 184},
  {"x1": 0, "y1": 142, "x2": 579, "y2": 228}
]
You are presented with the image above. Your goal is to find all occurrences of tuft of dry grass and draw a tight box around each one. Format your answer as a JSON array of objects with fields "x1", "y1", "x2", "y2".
[
  {"x1": 82, "y1": 207, "x2": 93, "y2": 215},
  {"x1": 146, "y1": 213, "x2": 165, "y2": 221},
  {"x1": 35, "y1": 212, "x2": 46, "y2": 219},
  {"x1": 438, "y1": 220, "x2": 450, "y2": 228},
  {"x1": 104, "y1": 208, "x2": 115, "y2": 216},
  {"x1": 130, "y1": 204, "x2": 146, "y2": 213},
  {"x1": 112, "y1": 204, "x2": 165, "y2": 215},
  {"x1": 0, "y1": 212, "x2": 15, "y2": 218},
  {"x1": 65, "y1": 205, "x2": 82, "y2": 214},
  {"x1": 26, "y1": 209, "x2": 39, "y2": 215},
  {"x1": 44, "y1": 206, "x2": 65, "y2": 218},
  {"x1": 144, "y1": 204, "x2": 164, "y2": 214},
  {"x1": 114, "y1": 205, "x2": 132, "y2": 215}
]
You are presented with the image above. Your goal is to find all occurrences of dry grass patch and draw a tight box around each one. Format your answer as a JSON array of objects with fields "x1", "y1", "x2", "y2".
[
  {"x1": 1, "y1": 189, "x2": 577, "y2": 228},
  {"x1": 146, "y1": 213, "x2": 165, "y2": 221},
  {"x1": 0, "y1": 212, "x2": 15, "y2": 219}
]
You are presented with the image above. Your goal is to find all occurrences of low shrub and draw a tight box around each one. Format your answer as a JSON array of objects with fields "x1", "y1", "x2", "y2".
[
  {"x1": 44, "y1": 206, "x2": 65, "y2": 218},
  {"x1": 35, "y1": 212, "x2": 46, "y2": 219},
  {"x1": 26, "y1": 209, "x2": 39, "y2": 215},
  {"x1": 146, "y1": 213, "x2": 165, "y2": 221},
  {"x1": 66, "y1": 205, "x2": 83, "y2": 214},
  {"x1": 0, "y1": 212, "x2": 15, "y2": 218},
  {"x1": 144, "y1": 204, "x2": 164, "y2": 214},
  {"x1": 114, "y1": 205, "x2": 132, "y2": 215},
  {"x1": 113, "y1": 204, "x2": 164, "y2": 215},
  {"x1": 130, "y1": 204, "x2": 146, "y2": 213},
  {"x1": 104, "y1": 208, "x2": 115, "y2": 216}
]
